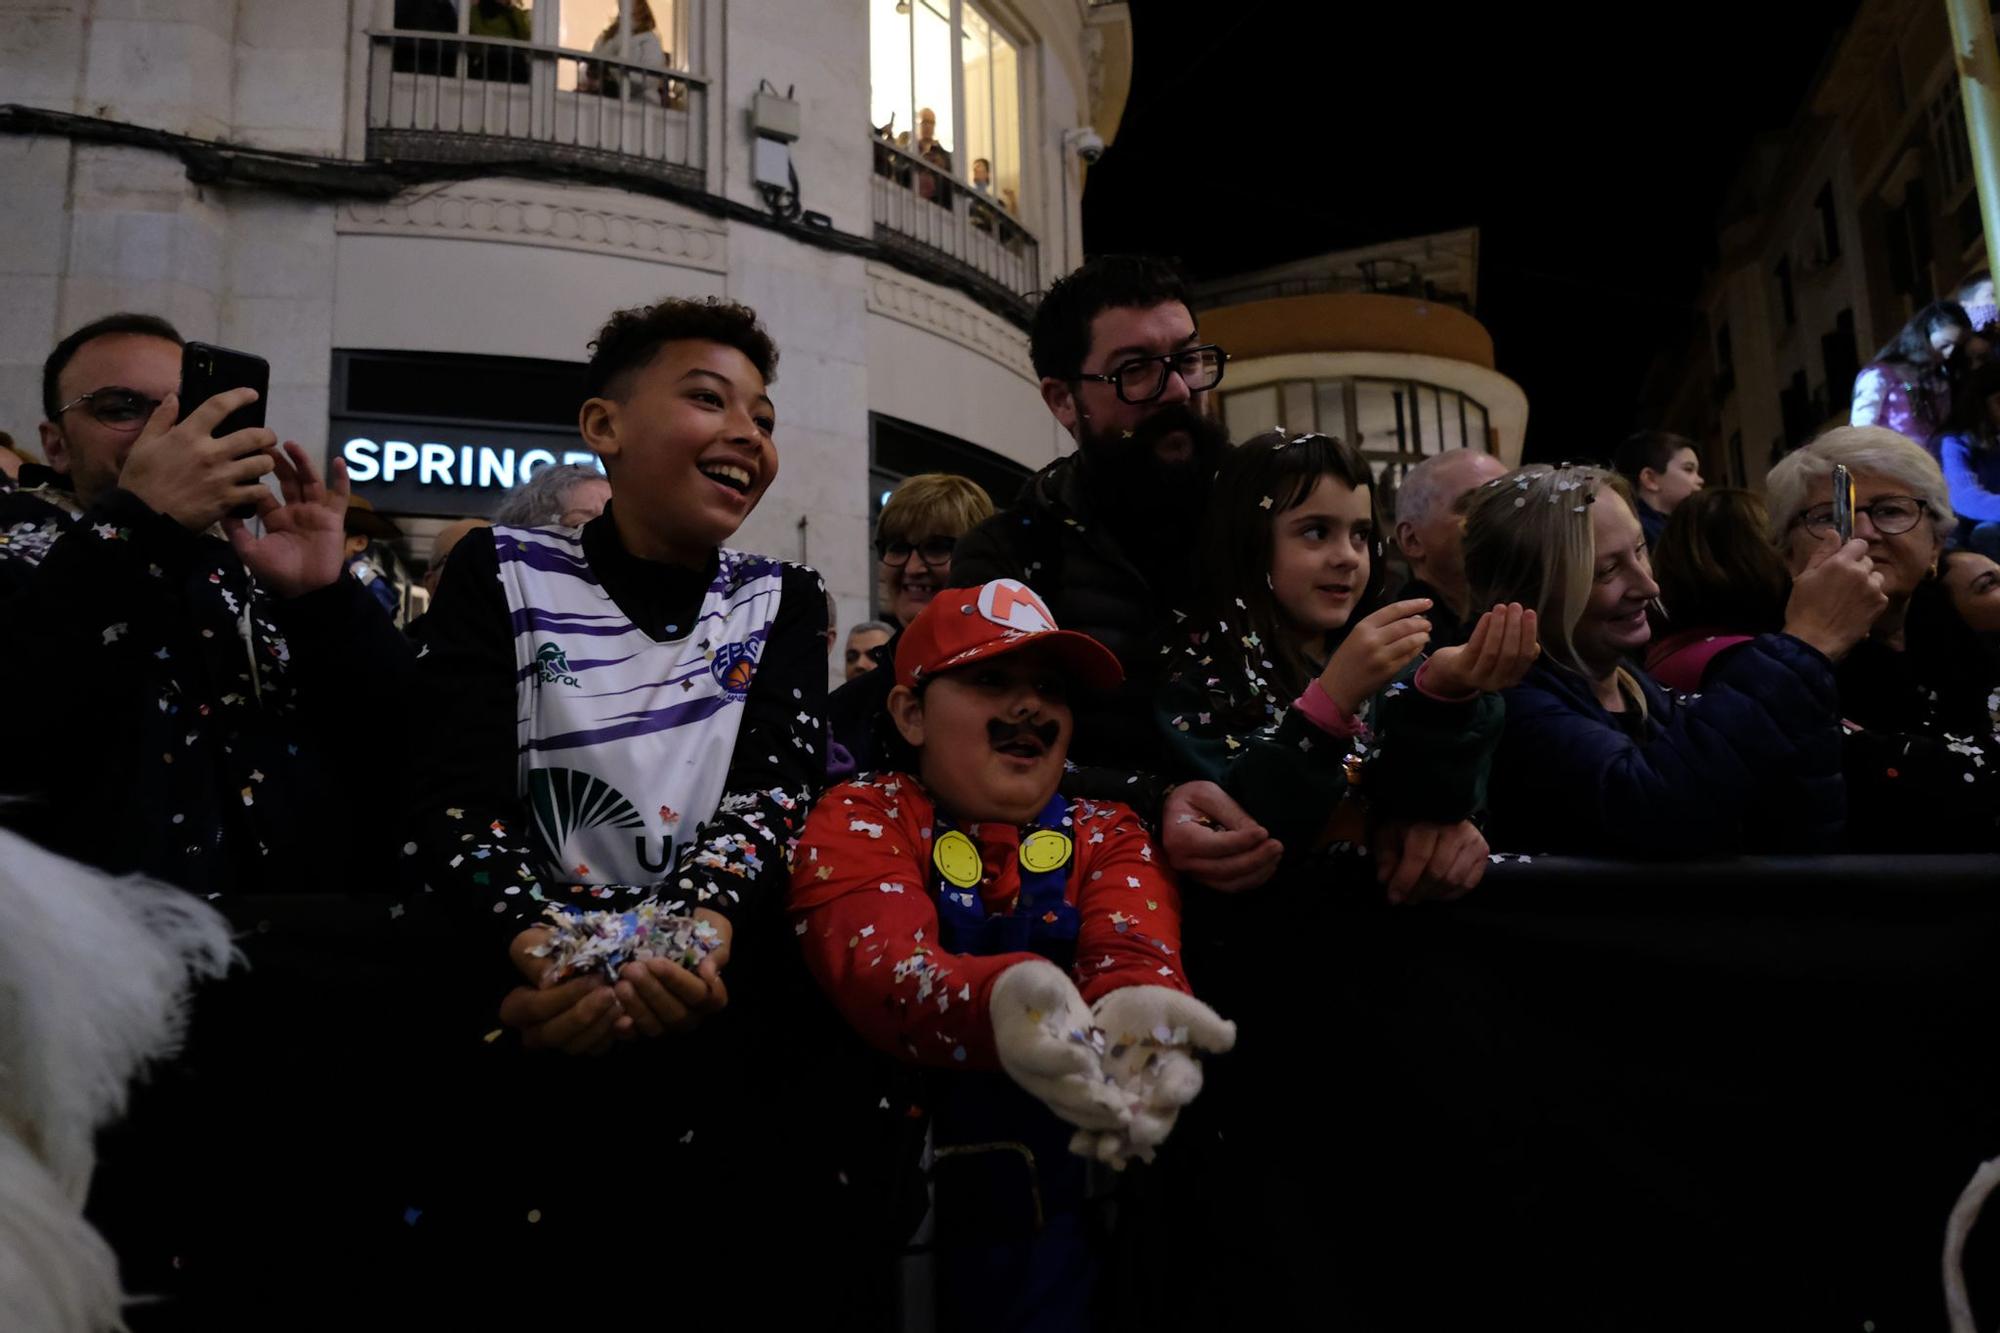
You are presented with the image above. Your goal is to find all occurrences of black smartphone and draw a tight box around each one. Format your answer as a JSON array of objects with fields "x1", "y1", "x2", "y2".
[{"x1": 178, "y1": 342, "x2": 271, "y2": 519}]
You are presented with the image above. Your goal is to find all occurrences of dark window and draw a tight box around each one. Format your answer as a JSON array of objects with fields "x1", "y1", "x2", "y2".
[
  {"x1": 1816, "y1": 183, "x2": 1841, "y2": 261},
  {"x1": 1780, "y1": 369, "x2": 1813, "y2": 447},
  {"x1": 869, "y1": 413, "x2": 1032, "y2": 516},
  {"x1": 1822, "y1": 309, "x2": 1859, "y2": 414},
  {"x1": 1886, "y1": 178, "x2": 1936, "y2": 301},
  {"x1": 1776, "y1": 257, "x2": 1797, "y2": 327},
  {"x1": 338, "y1": 349, "x2": 587, "y2": 427}
]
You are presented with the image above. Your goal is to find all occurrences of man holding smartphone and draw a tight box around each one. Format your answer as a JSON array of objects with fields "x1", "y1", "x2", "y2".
[{"x1": 1, "y1": 312, "x2": 418, "y2": 1324}]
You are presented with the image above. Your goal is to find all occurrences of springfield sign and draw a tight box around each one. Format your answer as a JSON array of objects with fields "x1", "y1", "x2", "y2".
[{"x1": 333, "y1": 416, "x2": 604, "y2": 518}]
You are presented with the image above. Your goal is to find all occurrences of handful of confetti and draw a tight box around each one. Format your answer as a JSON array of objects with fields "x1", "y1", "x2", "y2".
[{"x1": 529, "y1": 902, "x2": 721, "y2": 982}]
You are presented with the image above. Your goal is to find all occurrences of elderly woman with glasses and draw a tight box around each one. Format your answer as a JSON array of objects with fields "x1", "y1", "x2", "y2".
[
  {"x1": 826, "y1": 472, "x2": 996, "y2": 775},
  {"x1": 1766, "y1": 427, "x2": 2000, "y2": 846}
]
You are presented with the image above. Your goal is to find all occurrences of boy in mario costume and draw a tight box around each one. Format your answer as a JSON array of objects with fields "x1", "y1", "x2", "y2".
[{"x1": 789, "y1": 577, "x2": 1235, "y2": 1331}]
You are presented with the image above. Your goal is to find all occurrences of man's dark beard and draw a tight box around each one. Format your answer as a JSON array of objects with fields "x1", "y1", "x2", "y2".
[{"x1": 1075, "y1": 403, "x2": 1227, "y2": 546}]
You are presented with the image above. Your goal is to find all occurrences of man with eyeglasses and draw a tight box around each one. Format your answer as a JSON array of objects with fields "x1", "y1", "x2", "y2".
[
  {"x1": 951, "y1": 255, "x2": 1289, "y2": 888},
  {"x1": 0, "y1": 312, "x2": 417, "y2": 1320}
]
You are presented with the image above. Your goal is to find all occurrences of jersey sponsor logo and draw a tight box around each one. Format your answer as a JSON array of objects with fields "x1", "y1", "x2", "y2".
[
  {"x1": 534, "y1": 641, "x2": 581, "y2": 687},
  {"x1": 711, "y1": 640, "x2": 761, "y2": 698},
  {"x1": 528, "y1": 767, "x2": 645, "y2": 874},
  {"x1": 976, "y1": 579, "x2": 1056, "y2": 633}
]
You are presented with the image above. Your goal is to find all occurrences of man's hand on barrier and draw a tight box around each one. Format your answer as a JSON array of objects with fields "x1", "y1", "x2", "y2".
[
  {"x1": 1162, "y1": 781, "x2": 1283, "y2": 893},
  {"x1": 1375, "y1": 819, "x2": 1489, "y2": 904}
]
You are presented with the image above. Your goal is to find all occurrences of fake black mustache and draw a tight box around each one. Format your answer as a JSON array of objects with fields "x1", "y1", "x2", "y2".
[{"x1": 988, "y1": 718, "x2": 1060, "y2": 750}]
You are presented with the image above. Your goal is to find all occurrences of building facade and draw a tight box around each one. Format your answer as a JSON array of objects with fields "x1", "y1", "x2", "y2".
[
  {"x1": 1195, "y1": 228, "x2": 1529, "y2": 510},
  {"x1": 1, "y1": 0, "x2": 1132, "y2": 654},
  {"x1": 1647, "y1": 0, "x2": 1994, "y2": 487}
]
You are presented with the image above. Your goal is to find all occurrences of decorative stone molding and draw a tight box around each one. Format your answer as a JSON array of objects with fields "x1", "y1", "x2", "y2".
[
  {"x1": 865, "y1": 263, "x2": 1034, "y2": 382},
  {"x1": 337, "y1": 185, "x2": 727, "y2": 272}
]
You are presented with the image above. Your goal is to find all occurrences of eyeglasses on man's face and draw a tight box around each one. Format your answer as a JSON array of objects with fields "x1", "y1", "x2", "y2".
[
  {"x1": 876, "y1": 535, "x2": 957, "y2": 566},
  {"x1": 1795, "y1": 495, "x2": 1928, "y2": 537},
  {"x1": 55, "y1": 386, "x2": 162, "y2": 431},
  {"x1": 1074, "y1": 344, "x2": 1227, "y2": 404}
]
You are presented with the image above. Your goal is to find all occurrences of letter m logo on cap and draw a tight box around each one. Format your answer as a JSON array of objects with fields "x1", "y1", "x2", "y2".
[{"x1": 976, "y1": 579, "x2": 1056, "y2": 632}]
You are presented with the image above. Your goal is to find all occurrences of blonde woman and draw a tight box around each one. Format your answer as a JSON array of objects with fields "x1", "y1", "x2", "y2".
[
  {"x1": 1461, "y1": 464, "x2": 1882, "y2": 855},
  {"x1": 827, "y1": 472, "x2": 996, "y2": 774}
]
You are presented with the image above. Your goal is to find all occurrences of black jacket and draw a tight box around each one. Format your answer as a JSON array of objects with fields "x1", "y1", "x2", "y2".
[
  {"x1": 0, "y1": 466, "x2": 414, "y2": 896},
  {"x1": 1487, "y1": 634, "x2": 1846, "y2": 856},
  {"x1": 950, "y1": 453, "x2": 1185, "y2": 808}
]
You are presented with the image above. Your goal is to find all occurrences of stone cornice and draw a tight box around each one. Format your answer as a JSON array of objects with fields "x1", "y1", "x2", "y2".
[
  {"x1": 865, "y1": 263, "x2": 1034, "y2": 382},
  {"x1": 337, "y1": 184, "x2": 727, "y2": 272}
]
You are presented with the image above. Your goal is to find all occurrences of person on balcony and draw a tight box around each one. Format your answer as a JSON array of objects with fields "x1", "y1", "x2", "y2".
[
  {"x1": 580, "y1": 0, "x2": 670, "y2": 103},
  {"x1": 914, "y1": 106, "x2": 953, "y2": 208},
  {"x1": 466, "y1": 0, "x2": 532, "y2": 83}
]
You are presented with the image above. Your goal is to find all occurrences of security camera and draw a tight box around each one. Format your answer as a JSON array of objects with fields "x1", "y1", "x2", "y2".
[{"x1": 1067, "y1": 128, "x2": 1106, "y2": 163}]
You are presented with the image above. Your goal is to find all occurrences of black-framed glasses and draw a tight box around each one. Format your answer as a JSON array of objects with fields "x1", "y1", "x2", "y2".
[
  {"x1": 1795, "y1": 495, "x2": 1928, "y2": 537},
  {"x1": 1074, "y1": 344, "x2": 1227, "y2": 403},
  {"x1": 876, "y1": 535, "x2": 957, "y2": 565},
  {"x1": 55, "y1": 386, "x2": 161, "y2": 430}
]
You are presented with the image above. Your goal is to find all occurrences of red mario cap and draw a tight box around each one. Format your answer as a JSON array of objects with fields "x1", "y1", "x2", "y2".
[{"x1": 894, "y1": 579, "x2": 1125, "y2": 693}]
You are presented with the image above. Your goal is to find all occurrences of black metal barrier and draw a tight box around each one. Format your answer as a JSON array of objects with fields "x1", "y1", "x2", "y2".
[
  {"x1": 1150, "y1": 853, "x2": 2000, "y2": 1332},
  {"x1": 87, "y1": 858, "x2": 2000, "y2": 1330}
]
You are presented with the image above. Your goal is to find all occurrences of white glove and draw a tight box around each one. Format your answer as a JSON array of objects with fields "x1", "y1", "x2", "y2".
[
  {"x1": 1069, "y1": 986, "x2": 1235, "y2": 1169},
  {"x1": 988, "y1": 960, "x2": 1136, "y2": 1133}
]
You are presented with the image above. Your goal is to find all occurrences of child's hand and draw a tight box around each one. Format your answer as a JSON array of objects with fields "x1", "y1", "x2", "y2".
[
  {"x1": 1318, "y1": 598, "x2": 1433, "y2": 712},
  {"x1": 498, "y1": 974, "x2": 625, "y2": 1056},
  {"x1": 990, "y1": 961, "x2": 1136, "y2": 1133},
  {"x1": 1373, "y1": 819, "x2": 1489, "y2": 905},
  {"x1": 1420, "y1": 602, "x2": 1540, "y2": 698},
  {"x1": 1072, "y1": 986, "x2": 1236, "y2": 1169},
  {"x1": 613, "y1": 909, "x2": 733, "y2": 1038}
]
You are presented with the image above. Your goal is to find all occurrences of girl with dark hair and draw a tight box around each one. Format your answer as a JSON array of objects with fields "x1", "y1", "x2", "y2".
[
  {"x1": 1155, "y1": 431, "x2": 1536, "y2": 883},
  {"x1": 1146, "y1": 431, "x2": 1534, "y2": 1328},
  {"x1": 1851, "y1": 299, "x2": 1972, "y2": 446},
  {"x1": 1931, "y1": 358, "x2": 2000, "y2": 556},
  {"x1": 1645, "y1": 487, "x2": 1791, "y2": 690}
]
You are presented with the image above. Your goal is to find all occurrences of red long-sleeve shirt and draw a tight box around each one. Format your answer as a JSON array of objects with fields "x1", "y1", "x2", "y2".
[{"x1": 788, "y1": 774, "x2": 1189, "y2": 1070}]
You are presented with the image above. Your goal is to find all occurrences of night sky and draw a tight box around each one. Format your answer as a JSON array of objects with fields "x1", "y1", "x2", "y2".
[{"x1": 1084, "y1": 2, "x2": 1858, "y2": 462}]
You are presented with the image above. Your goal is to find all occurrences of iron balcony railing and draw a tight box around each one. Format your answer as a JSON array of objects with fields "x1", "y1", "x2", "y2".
[
  {"x1": 365, "y1": 30, "x2": 707, "y2": 189},
  {"x1": 870, "y1": 135, "x2": 1040, "y2": 313}
]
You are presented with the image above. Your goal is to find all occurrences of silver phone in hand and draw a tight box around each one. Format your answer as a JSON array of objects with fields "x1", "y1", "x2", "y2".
[{"x1": 1831, "y1": 463, "x2": 1855, "y2": 543}]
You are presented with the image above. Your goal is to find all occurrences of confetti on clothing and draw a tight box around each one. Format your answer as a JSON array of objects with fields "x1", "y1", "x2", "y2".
[{"x1": 788, "y1": 775, "x2": 1189, "y2": 1069}]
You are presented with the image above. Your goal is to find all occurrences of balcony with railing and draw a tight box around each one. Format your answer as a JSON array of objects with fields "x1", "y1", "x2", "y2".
[
  {"x1": 870, "y1": 136, "x2": 1040, "y2": 319},
  {"x1": 365, "y1": 30, "x2": 707, "y2": 190}
]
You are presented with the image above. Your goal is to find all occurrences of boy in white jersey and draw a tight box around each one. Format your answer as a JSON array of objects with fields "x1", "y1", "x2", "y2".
[{"x1": 402, "y1": 299, "x2": 843, "y2": 1320}]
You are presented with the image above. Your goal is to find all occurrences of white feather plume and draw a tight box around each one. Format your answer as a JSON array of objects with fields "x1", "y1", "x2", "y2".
[{"x1": 0, "y1": 829, "x2": 238, "y2": 1331}]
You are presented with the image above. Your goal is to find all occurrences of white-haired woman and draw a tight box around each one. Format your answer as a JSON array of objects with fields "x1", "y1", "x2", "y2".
[
  {"x1": 1461, "y1": 464, "x2": 1885, "y2": 855},
  {"x1": 1767, "y1": 427, "x2": 2000, "y2": 847}
]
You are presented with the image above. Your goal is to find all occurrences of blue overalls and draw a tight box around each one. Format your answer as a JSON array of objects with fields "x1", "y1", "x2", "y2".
[{"x1": 927, "y1": 793, "x2": 1098, "y2": 1333}]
